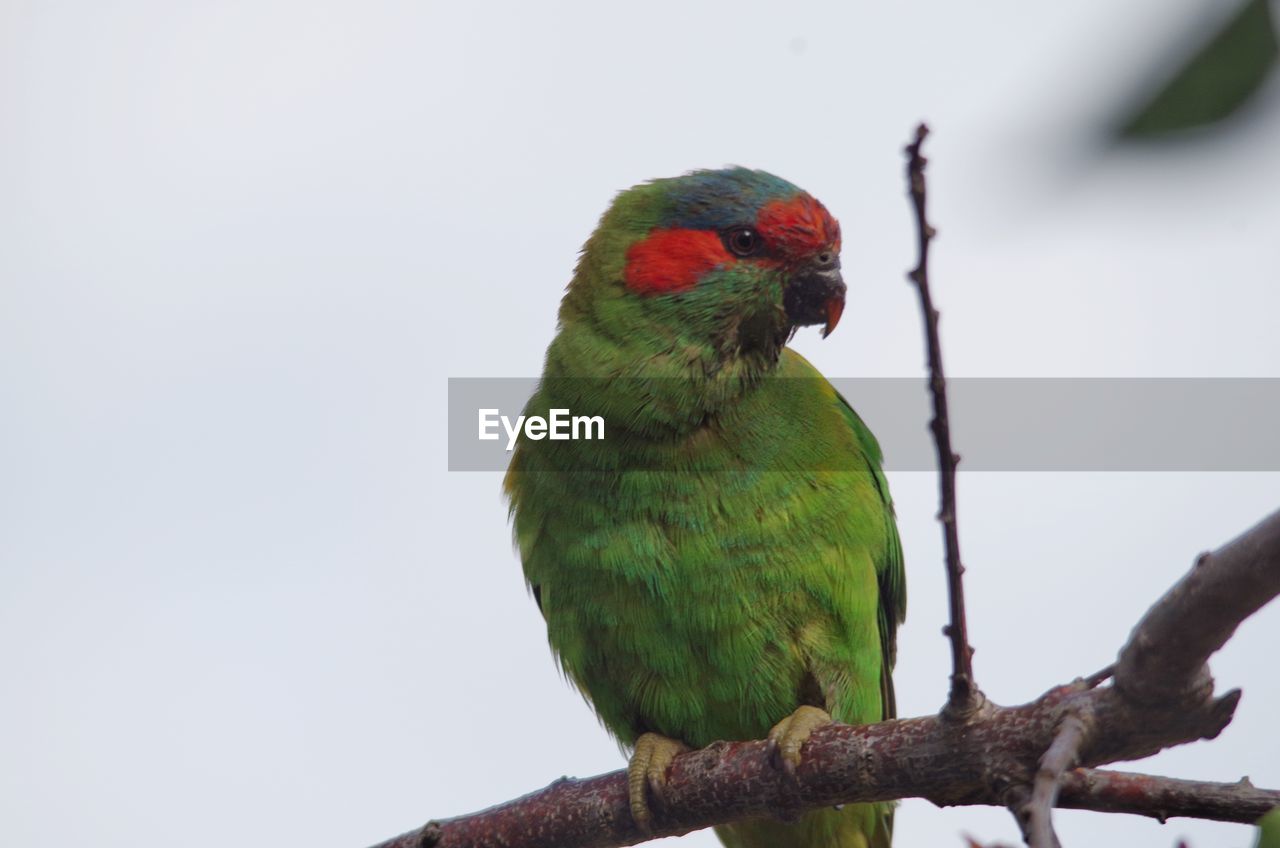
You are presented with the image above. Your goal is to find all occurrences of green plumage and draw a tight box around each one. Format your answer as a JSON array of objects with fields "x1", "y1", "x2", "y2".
[{"x1": 505, "y1": 169, "x2": 905, "y2": 848}]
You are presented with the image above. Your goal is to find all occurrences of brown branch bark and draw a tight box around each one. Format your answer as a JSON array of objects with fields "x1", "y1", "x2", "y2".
[
  {"x1": 366, "y1": 509, "x2": 1280, "y2": 848},
  {"x1": 904, "y1": 122, "x2": 980, "y2": 719},
  {"x1": 1059, "y1": 769, "x2": 1280, "y2": 824},
  {"x1": 1115, "y1": 512, "x2": 1280, "y2": 707}
]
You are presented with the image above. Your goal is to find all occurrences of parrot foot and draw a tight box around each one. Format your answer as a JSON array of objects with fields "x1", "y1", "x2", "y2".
[
  {"x1": 627, "y1": 732, "x2": 689, "y2": 832},
  {"x1": 766, "y1": 705, "x2": 833, "y2": 777}
]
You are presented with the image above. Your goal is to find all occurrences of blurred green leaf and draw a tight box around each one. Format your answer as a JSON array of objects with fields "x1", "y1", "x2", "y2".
[
  {"x1": 1120, "y1": 0, "x2": 1278, "y2": 136},
  {"x1": 1256, "y1": 807, "x2": 1280, "y2": 848}
]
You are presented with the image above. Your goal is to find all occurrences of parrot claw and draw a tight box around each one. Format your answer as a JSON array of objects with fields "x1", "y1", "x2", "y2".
[
  {"x1": 766, "y1": 705, "x2": 833, "y2": 778},
  {"x1": 627, "y1": 733, "x2": 689, "y2": 832}
]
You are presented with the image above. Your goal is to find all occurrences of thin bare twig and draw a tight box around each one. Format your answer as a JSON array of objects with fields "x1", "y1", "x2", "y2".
[
  {"x1": 904, "y1": 122, "x2": 980, "y2": 718},
  {"x1": 1083, "y1": 665, "x2": 1116, "y2": 689},
  {"x1": 1016, "y1": 713, "x2": 1092, "y2": 848}
]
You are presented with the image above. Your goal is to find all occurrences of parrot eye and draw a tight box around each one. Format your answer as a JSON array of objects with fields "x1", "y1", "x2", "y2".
[{"x1": 724, "y1": 227, "x2": 763, "y2": 257}]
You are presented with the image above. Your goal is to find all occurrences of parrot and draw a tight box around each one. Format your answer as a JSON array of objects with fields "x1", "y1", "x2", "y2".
[{"x1": 504, "y1": 167, "x2": 906, "y2": 848}]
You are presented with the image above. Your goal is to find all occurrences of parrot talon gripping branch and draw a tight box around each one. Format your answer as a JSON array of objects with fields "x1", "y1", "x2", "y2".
[{"x1": 367, "y1": 128, "x2": 1280, "y2": 848}]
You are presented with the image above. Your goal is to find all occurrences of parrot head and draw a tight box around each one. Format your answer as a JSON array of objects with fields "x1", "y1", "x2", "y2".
[{"x1": 563, "y1": 168, "x2": 845, "y2": 366}]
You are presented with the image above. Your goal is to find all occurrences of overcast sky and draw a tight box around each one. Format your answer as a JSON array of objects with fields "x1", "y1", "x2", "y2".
[{"x1": 2, "y1": 2, "x2": 1279, "y2": 847}]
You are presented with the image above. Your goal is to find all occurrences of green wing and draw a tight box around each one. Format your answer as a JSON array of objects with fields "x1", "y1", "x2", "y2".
[
  {"x1": 831, "y1": 386, "x2": 905, "y2": 848},
  {"x1": 777, "y1": 349, "x2": 906, "y2": 725},
  {"x1": 833, "y1": 388, "x2": 906, "y2": 723}
]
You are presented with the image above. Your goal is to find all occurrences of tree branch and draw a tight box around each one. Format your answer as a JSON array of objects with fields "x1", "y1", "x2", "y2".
[
  {"x1": 1059, "y1": 769, "x2": 1280, "y2": 824},
  {"x1": 1115, "y1": 512, "x2": 1280, "y2": 707},
  {"x1": 1014, "y1": 713, "x2": 1091, "y2": 848},
  {"x1": 365, "y1": 509, "x2": 1280, "y2": 848},
  {"x1": 904, "y1": 123, "x2": 980, "y2": 719},
  {"x1": 374, "y1": 769, "x2": 1280, "y2": 848}
]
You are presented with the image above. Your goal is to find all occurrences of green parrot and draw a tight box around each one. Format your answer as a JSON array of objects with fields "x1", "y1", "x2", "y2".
[{"x1": 504, "y1": 168, "x2": 906, "y2": 848}]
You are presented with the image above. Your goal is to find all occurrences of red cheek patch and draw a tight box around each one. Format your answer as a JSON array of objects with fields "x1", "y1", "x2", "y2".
[
  {"x1": 757, "y1": 195, "x2": 841, "y2": 260},
  {"x1": 624, "y1": 228, "x2": 734, "y2": 295}
]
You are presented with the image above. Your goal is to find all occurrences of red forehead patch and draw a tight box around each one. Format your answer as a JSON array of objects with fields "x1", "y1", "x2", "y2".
[
  {"x1": 756, "y1": 195, "x2": 841, "y2": 260},
  {"x1": 624, "y1": 229, "x2": 734, "y2": 295}
]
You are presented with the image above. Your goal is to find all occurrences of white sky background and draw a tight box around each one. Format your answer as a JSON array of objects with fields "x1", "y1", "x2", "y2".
[{"x1": 2, "y1": 2, "x2": 1279, "y2": 847}]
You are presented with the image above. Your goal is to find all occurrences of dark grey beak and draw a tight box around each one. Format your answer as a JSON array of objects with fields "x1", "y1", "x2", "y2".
[{"x1": 784, "y1": 252, "x2": 846, "y2": 337}]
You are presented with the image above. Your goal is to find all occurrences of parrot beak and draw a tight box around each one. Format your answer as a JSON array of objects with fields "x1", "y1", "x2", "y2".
[
  {"x1": 822, "y1": 294, "x2": 845, "y2": 338},
  {"x1": 784, "y1": 255, "x2": 847, "y2": 338}
]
